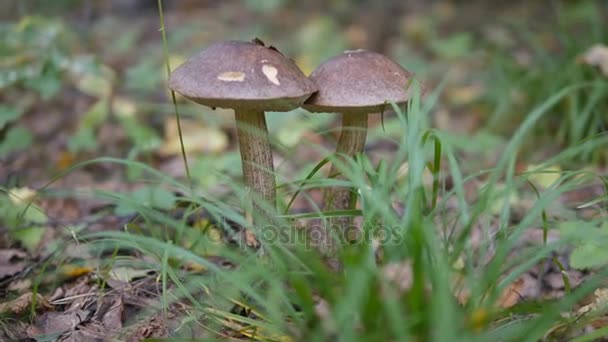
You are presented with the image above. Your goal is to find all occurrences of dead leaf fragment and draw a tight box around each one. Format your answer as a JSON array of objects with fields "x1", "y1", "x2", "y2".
[
  {"x1": 0, "y1": 293, "x2": 53, "y2": 316},
  {"x1": 0, "y1": 248, "x2": 28, "y2": 280},
  {"x1": 498, "y1": 277, "x2": 525, "y2": 308},
  {"x1": 579, "y1": 44, "x2": 608, "y2": 77},
  {"x1": 27, "y1": 310, "x2": 91, "y2": 339},
  {"x1": 8, "y1": 187, "x2": 36, "y2": 205},
  {"x1": 578, "y1": 288, "x2": 608, "y2": 315},
  {"x1": 126, "y1": 313, "x2": 169, "y2": 342}
]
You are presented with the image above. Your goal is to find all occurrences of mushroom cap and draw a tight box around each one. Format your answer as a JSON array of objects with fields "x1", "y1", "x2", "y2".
[
  {"x1": 169, "y1": 40, "x2": 317, "y2": 112},
  {"x1": 304, "y1": 50, "x2": 414, "y2": 113}
]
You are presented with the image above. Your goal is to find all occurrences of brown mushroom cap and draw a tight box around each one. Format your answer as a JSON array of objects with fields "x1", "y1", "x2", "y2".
[
  {"x1": 169, "y1": 41, "x2": 317, "y2": 111},
  {"x1": 304, "y1": 50, "x2": 414, "y2": 113},
  {"x1": 169, "y1": 40, "x2": 317, "y2": 112}
]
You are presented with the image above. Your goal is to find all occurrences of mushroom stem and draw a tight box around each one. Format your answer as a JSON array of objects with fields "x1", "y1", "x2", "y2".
[
  {"x1": 323, "y1": 111, "x2": 368, "y2": 243},
  {"x1": 235, "y1": 110, "x2": 277, "y2": 225}
]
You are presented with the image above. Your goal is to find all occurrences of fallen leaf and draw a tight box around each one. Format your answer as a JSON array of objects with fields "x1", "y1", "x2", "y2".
[
  {"x1": 8, "y1": 187, "x2": 37, "y2": 205},
  {"x1": 98, "y1": 295, "x2": 124, "y2": 331},
  {"x1": 158, "y1": 117, "x2": 228, "y2": 156},
  {"x1": 577, "y1": 288, "x2": 608, "y2": 315},
  {"x1": 7, "y1": 278, "x2": 32, "y2": 291},
  {"x1": 526, "y1": 164, "x2": 562, "y2": 189},
  {"x1": 125, "y1": 313, "x2": 169, "y2": 342},
  {"x1": 498, "y1": 277, "x2": 525, "y2": 308},
  {"x1": 579, "y1": 44, "x2": 608, "y2": 77},
  {"x1": 55, "y1": 150, "x2": 77, "y2": 171},
  {"x1": 244, "y1": 229, "x2": 260, "y2": 248},
  {"x1": 27, "y1": 310, "x2": 91, "y2": 339},
  {"x1": 467, "y1": 307, "x2": 489, "y2": 332},
  {"x1": 59, "y1": 264, "x2": 94, "y2": 279},
  {"x1": 58, "y1": 322, "x2": 106, "y2": 342},
  {"x1": 0, "y1": 293, "x2": 52, "y2": 316},
  {"x1": 0, "y1": 248, "x2": 28, "y2": 280},
  {"x1": 74, "y1": 64, "x2": 115, "y2": 98},
  {"x1": 112, "y1": 96, "x2": 137, "y2": 118},
  {"x1": 445, "y1": 84, "x2": 484, "y2": 106},
  {"x1": 109, "y1": 267, "x2": 154, "y2": 283}
]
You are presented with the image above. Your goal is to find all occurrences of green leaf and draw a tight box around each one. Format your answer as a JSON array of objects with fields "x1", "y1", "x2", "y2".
[
  {"x1": 559, "y1": 220, "x2": 608, "y2": 242},
  {"x1": 67, "y1": 100, "x2": 109, "y2": 152},
  {"x1": 11, "y1": 226, "x2": 46, "y2": 252},
  {"x1": 560, "y1": 221, "x2": 608, "y2": 269},
  {"x1": 125, "y1": 59, "x2": 162, "y2": 93},
  {"x1": 0, "y1": 105, "x2": 23, "y2": 130},
  {"x1": 23, "y1": 67, "x2": 62, "y2": 99},
  {"x1": 132, "y1": 186, "x2": 176, "y2": 209},
  {"x1": 0, "y1": 125, "x2": 33, "y2": 157},
  {"x1": 19, "y1": 205, "x2": 48, "y2": 225},
  {"x1": 114, "y1": 186, "x2": 176, "y2": 215},
  {"x1": 67, "y1": 127, "x2": 97, "y2": 153},
  {"x1": 118, "y1": 115, "x2": 161, "y2": 151},
  {"x1": 569, "y1": 243, "x2": 608, "y2": 269}
]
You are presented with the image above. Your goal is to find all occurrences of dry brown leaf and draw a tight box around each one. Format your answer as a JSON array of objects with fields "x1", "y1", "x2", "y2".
[
  {"x1": 577, "y1": 288, "x2": 608, "y2": 315},
  {"x1": 498, "y1": 277, "x2": 525, "y2": 308},
  {"x1": 0, "y1": 293, "x2": 53, "y2": 316},
  {"x1": 125, "y1": 313, "x2": 169, "y2": 342},
  {"x1": 55, "y1": 150, "x2": 77, "y2": 171},
  {"x1": 102, "y1": 297, "x2": 124, "y2": 330},
  {"x1": 454, "y1": 274, "x2": 528, "y2": 308},
  {"x1": 27, "y1": 309, "x2": 90, "y2": 339},
  {"x1": 59, "y1": 322, "x2": 106, "y2": 342},
  {"x1": 244, "y1": 229, "x2": 260, "y2": 248},
  {"x1": 7, "y1": 278, "x2": 32, "y2": 291},
  {"x1": 0, "y1": 248, "x2": 29, "y2": 280}
]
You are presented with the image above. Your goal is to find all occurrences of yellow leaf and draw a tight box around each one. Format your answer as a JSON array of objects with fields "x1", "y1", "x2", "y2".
[
  {"x1": 60, "y1": 264, "x2": 93, "y2": 278},
  {"x1": 74, "y1": 65, "x2": 115, "y2": 98},
  {"x1": 158, "y1": 117, "x2": 228, "y2": 156},
  {"x1": 56, "y1": 150, "x2": 76, "y2": 170},
  {"x1": 112, "y1": 96, "x2": 137, "y2": 118},
  {"x1": 8, "y1": 187, "x2": 36, "y2": 205},
  {"x1": 527, "y1": 164, "x2": 562, "y2": 189},
  {"x1": 467, "y1": 307, "x2": 489, "y2": 332}
]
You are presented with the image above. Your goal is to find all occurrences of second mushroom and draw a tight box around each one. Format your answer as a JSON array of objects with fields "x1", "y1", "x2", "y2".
[{"x1": 304, "y1": 49, "x2": 415, "y2": 246}]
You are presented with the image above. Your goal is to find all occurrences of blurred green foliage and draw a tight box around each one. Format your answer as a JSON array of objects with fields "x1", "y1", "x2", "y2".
[
  {"x1": 0, "y1": 190, "x2": 47, "y2": 251},
  {"x1": 483, "y1": 1, "x2": 608, "y2": 163},
  {"x1": 0, "y1": 16, "x2": 102, "y2": 157}
]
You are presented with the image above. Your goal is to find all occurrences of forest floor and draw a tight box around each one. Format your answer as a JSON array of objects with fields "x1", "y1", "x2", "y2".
[{"x1": 1, "y1": 1, "x2": 608, "y2": 340}]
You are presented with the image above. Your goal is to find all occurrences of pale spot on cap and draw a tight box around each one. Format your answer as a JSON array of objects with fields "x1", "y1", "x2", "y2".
[
  {"x1": 262, "y1": 65, "x2": 280, "y2": 85},
  {"x1": 217, "y1": 71, "x2": 245, "y2": 82}
]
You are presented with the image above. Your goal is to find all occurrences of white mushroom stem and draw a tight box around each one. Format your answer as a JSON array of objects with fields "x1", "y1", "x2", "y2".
[
  {"x1": 323, "y1": 111, "x2": 368, "y2": 241},
  {"x1": 235, "y1": 110, "x2": 276, "y2": 225}
]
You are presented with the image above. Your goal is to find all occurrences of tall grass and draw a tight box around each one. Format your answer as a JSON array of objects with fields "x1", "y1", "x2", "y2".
[{"x1": 36, "y1": 79, "x2": 601, "y2": 340}]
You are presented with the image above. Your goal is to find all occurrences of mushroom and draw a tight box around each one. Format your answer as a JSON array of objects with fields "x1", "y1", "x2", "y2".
[
  {"x1": 304, "y1": 49, "x2": 415, "y2": 245},
  {"x1": 169, "y1": 40, "x2": 317, "y2": 226}
]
